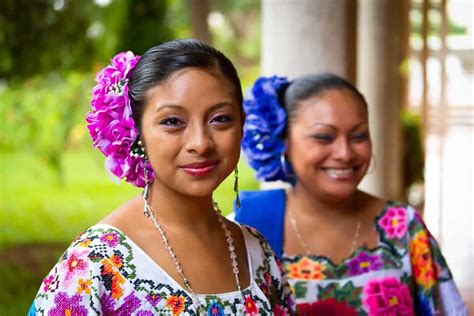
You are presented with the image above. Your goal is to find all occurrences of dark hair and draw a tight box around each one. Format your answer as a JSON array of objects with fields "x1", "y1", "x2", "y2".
[
  {"x1": 128, "y1": 39, "x2": 243, "y2": 132},
  {"x1": 280, "y1": 72, "x2": 368, "y2": 123}
]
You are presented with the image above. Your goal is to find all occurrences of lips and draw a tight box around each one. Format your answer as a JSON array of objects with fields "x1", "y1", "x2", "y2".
[{"x1": 181, "y1": 160, "x2": 219, "y2": 176}]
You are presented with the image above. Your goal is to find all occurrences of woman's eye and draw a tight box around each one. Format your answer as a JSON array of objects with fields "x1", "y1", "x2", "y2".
[
  {"x1": 352, "y1": 132, "x2": 369, "y2": 141},
  {"x1": 312, "y1": 134, "x2": 334, "y2": 143},
  {"x1": 160, "y1": 117, "x2": 183, "y2": 126},
  {"x1": 211, "y1": 115, "x2": 232, "y2": 124}
]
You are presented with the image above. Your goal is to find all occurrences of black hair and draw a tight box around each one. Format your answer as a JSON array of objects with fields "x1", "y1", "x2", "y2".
[
  {"x1": 128, "y1": 39, "x2": 243, "y2": 132},
  {"x1": 281, "y1": 72, "x2": 368, "y2": 125}
]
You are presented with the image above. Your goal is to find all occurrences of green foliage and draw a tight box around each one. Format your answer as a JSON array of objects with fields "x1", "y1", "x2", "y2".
[
  {"x1": 0, "y1": 73, "x2": 93, "y2": 182},
  {"x1": 401, "y1": 110, "x2": 424, "y2": 189},
  {"x1": 116, "y1": 0, "x2": 174, "y2": 55}
]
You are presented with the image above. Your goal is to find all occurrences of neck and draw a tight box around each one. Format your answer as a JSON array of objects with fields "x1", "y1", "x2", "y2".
[
  {"x1": 289, "y1": 184, "x2": 360, "y2": 219},
  {"x1": 145, "y1": 179, "x2": 218, "y2": 230}
]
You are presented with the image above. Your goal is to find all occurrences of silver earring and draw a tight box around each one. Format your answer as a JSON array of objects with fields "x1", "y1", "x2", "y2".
[
  {"x1": 234, "y1": 167, "x2": 240, "y2": 208},
  {"x1": 280, "y1": 152, "x2": 291, "y2": 177}
]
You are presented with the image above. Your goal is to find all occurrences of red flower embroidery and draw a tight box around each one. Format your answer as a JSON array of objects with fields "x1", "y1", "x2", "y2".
[
  {"x1": 298, "y1": 299, "x2": 357, "y2": 316},
  {"x1": 244, "y1": 295, "x2": 259, "y2": 315}
]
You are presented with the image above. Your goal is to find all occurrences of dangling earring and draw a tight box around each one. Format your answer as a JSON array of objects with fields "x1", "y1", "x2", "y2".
[{"x1": 234, "y1": 167, "x2": 240, "y2": 208}]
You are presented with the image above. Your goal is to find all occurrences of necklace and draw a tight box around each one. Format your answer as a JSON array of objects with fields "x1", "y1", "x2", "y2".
[
  {"x1": 142, "y1": 184, "x2": 246, "y2": 313},
  {"x1": 287, "y1": 199, "x2": 362, "y2": 257}
]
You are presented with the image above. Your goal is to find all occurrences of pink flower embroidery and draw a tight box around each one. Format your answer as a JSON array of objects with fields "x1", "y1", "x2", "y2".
[
  {"x1": 60, "y1": 248, "x2": 90, "y2": 288},
  {"x1": 363, "y1": 277, "x2": 414, "y2": 315},
  {"x1": 49, "y1": 292, "x2": 87, "y2": 316},
  {"x1": 100, "y1": 232, "x2": 120, "y2": 248},
  {"x1": 378, "y1": 207, "x2": 408, "y2": 239},
  {"x1": 42, "y1": 274, "x2": 54, "y2": 292}
]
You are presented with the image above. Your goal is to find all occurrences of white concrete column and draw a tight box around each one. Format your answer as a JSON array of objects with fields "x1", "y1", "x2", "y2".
[
  {"x1": 357, "y1": 0, "x2": 410, "y2": 200},
  {"x1": 261, "y1": 0, "x2": 356, "y2": 81}
]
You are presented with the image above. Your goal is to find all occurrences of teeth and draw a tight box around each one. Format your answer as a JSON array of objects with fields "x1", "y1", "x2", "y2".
[{"x1": 324, "y1": 168, "x2": 354, "y2": 178}]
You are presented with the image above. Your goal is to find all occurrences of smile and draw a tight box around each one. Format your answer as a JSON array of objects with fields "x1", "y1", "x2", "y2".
[
  {"x1": 322, "y1": 167, "x2": 357, "y2": 180},
  {"x1": 181, "y1": 161, "x2": 219, "y2": 177}
]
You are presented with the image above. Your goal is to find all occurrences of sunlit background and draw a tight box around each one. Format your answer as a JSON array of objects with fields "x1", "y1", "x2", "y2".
[{"x1": 0, "y1": 0, "x2": 472, "y2": 314}]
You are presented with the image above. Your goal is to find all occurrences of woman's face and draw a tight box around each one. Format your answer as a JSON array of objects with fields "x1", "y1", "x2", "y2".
[
  {"x1": 140, "y1": 68, "x2": 243, "y2": 197},
  {"x1": 286, "y1": 89, "x2": 372, "y2": 200}
]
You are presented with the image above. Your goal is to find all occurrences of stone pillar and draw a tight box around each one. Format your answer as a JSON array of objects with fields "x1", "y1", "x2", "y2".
[
  {"x1": 357, "y1": 0, "x2": 410, "y2": 200},
  {"x1": 261, "y1": 0, "x2": 356, "y2": 82}
]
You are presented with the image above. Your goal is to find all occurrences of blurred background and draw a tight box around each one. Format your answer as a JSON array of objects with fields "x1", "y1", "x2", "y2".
[{"x1": 0, "y1": 0, "x2": 472, "y2": 314}]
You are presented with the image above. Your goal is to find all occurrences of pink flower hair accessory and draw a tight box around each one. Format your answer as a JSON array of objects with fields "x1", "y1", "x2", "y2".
[{"x1": 86, "y1": 51, "x2": 154, "y2": 187}]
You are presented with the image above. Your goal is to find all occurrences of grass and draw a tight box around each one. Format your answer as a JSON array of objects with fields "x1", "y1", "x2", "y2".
[{"x1": 0, "y1": 149, "x2": 258, "y2": 314}]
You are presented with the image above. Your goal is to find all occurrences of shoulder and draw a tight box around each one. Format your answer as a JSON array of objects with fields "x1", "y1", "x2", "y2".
[{"x1": 236, "y1": 189, "x2": 286, "y2": 222}]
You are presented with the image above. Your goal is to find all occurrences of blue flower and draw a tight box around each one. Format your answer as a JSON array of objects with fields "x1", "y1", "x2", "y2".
[
  {"x1": 207, "y1": 300, "x2": 225, "y2": 315},
  {"x1": 242, "y1": 76, "x2": 293, "y2": 182}
]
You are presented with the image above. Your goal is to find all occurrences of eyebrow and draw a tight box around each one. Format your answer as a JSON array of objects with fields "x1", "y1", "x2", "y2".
[
  {"x1": 309, "y1": 122, "x2": 368, "y2": 131},
  {"x1": 155, "y1": 102, "x2": 236, "y2": 113}
]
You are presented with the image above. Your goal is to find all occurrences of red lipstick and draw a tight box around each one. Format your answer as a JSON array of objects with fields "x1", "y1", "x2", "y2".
[{"x1": 181, "y1": 161, "x2": 218, "y2": 176}]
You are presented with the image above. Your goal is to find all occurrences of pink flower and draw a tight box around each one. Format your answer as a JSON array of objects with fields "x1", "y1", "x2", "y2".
[
  {"x1": 100, "y1": 232, "x2": 120, "y2": 248},
  {"x1": 378, "y1": 207, "x2": 408, "y2": 239},
  {"x1": 42, "y1": 274, "x2": 54, "y2": 292},
  {"x1": 60, "y1": 248, "x2": 90, "y2": 288},
  {"x1": 49, "y1": 292, "x2": 87, "y2": 316},
  {"x1": 363, "y1": 277, "x2": 414, "y2": 315},
  {"x1": 86, "y1": 51, "x2": 154, "y2": 188}
]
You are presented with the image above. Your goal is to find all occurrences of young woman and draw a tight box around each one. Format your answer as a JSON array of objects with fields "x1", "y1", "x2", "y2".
[
  {"x1": 235, "y1": 73, "x2": 467, "y2": 315},
  {"x1": 29, "y1": 39, "x2": 295, "y2": 315}
]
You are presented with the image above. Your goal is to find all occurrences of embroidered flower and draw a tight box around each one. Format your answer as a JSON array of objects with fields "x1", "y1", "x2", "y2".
[
  {"x1": 42, "y1": 274, "x2": 54, "y2": 292},
  {"x1": 145, "y1": 293, "x2": 162, "y2": 307},
  {"x1": 378, "y1": 207, "x2": 408, "y2": 239},
  {"x1": 208, "y1": 301, "x2": 225, "y2": 315},
  {"x1": 78, "y1": 238, "x2": 92, "y2": 248},
  {"x1": 101, "y1": 258, "x2": 125, "y2": 299},
  {"x1": 76, "y1": 279, "x2": 91, "y2": 294},
  {"x1": 100, "y1": 232, "x2": 120, "y2": 248},
  {"x1": 101, "y1": 292, "x2": 141, "y2": 315},
  {"x1": 49, "y1": 292, "x2": 87, "y2": 316},
  {"x1": 244, "y1": 295, "x2": 259, "y2": 315},
  {"x1": 410, "y1": 231, "x2": 437, "y2": 289},
  {"x1": 109, "y1": 254, "x2": 123, "y2": 269},
  {"x1": 273, "y1": 304, "x2": 291, "y2": 316},
  {"x1": 347, "y1": 252, "x2": 383, "y2": 276},
  {"x1": 166, "y1": 295, "x2": 186, "y2": 315},
  {"x1": 86, "y1": 51, "x2": 154, "y2": 187},
  {"x1": 242, "y1": 76, "x2": 292, "y2": 182},
  {"x1": 363, "y1": 277, "x2": 414, "y2": 316},
  {"x1": 297, "y1": 299, "x2": 358, "y2": 316},
  {"x1": 286, "y1": 257, "x2": 326, "y2": 280},
  {"x1": 60, "y1": 248, "x2": 90, "y2": 288}
]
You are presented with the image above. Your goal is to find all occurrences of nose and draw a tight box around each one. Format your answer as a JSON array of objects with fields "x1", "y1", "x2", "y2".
[
  {"x1": 332, "y1": 138, "x2": 354, "y2": 162},
  {"x1": 184, "y1": 122, "x2": 214, "y2": 155}
]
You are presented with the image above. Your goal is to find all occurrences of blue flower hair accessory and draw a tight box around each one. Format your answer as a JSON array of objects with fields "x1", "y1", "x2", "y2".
[{"x1": 242, "y1": 76, "x2": 293, "y2": 182}]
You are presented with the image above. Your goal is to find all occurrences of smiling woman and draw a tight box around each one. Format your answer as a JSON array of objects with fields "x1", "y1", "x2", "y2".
[
  {"x1": 28, "y1": 39, "x2": 296, "y2": 315},
  {"x1": 235, "y1": 73, "x2": 468, "y2": 315}
]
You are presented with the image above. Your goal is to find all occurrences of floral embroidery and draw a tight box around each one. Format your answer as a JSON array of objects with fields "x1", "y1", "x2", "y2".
[
  {"x1": 363, "y1": 277, "x2": 414, "y2": 316},
  {"x1": 278, "y1": 202, "x2": 465, "y2": 315},
  {"x1": 101, "y1": 257, "x2": 125, "y2": 299},
  {"x1": 207, "y1": 301, "x2": 224, "y2": 315},
  {"x1": 378, "y1": 206, "x2": 408, "y2": 239},
  {"x1": 49, "y1": 292, "x2": 87, "y2": 316},
  {"x1": 166, "y1": 295, "x2": 186, "y2": 315},
  {"x1": 31, "y1": 225, "x2": 297, "y2": 315},
  {"x1": 347, "y1": 252, "x2": 383, "y2": 276},
  {"x1": 287, "y1": 257, "x2": 325, "y2": 280},
  {"x1": 60, "y1": 248, "x2": 90, "y2": 288},
  {"x1": 410, "y1": 231, "x2": 437, "y2": 289},
  {"x1": 244, "y1": 295, "x2": 259, "y2": 315},
  {"x1": 100, "y1": 232, "x2": 120, "y2": 248},
  {"x1": 298, "y1": 298, "x2": 358, "y2": 316},
  {"x1": 145, "y1": 293, "x2": 161, "y2": 307},
  {"x1": 101, "y1": 292, "x2": 142, "y2": 315},
  {"x1": 76, "y1": 279, "x2": 91, "y2": 294},
  {"x1": 42, "y1": 275, "x2": 54, "y2": 292}
]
